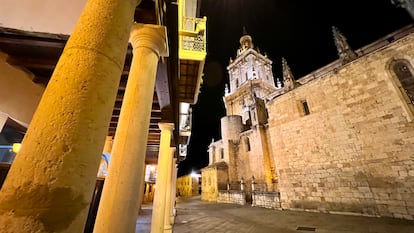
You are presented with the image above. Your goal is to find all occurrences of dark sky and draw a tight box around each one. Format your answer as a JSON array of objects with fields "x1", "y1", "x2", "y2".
[{"x1": 177, "y1": 0, "x2": 413, "y2": 176}]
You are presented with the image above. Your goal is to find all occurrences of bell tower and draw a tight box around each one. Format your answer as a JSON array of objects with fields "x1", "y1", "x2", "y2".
[{"x1": 224, "y1": 31, "x2": 278, "y2": 127}]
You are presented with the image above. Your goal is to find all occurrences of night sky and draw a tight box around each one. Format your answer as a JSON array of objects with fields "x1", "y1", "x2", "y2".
[{"x1": 177, "y1": 0, "x2": 413, "y2": 176}]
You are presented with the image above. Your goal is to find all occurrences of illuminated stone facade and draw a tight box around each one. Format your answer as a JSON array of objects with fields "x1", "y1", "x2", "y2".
[
  {"x1": 176, "y1": 174, "x2": 200, "y2": 197},
  {"x1": 202, "y1": 25, "x2": 414, "y2": 220}
]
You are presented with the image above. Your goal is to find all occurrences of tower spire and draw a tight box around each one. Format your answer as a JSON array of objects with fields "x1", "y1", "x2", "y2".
[
  {"x1": 282, "y1": 57, "x2": 297, "y2": 91},
  {"x1": 332, "y1": 26, "x2": 357, "y2": 64}
]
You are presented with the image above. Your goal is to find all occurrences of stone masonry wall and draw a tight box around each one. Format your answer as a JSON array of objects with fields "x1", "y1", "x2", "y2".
[
  {"x1": 201, "y1": 163, "x2": 229, "y2": 202},
  {"x1": 176, "y1": 175, "x2": 194, "y2": 197},
  {"x1": 238, "y1": 129, "x2": 267, "y2": 184},
  {"x1": 201, "y1": 167, "x2": 217, "y2": 201},
  {"x1": 267, "y1": 35, "x2": 414, "y2": 219}
]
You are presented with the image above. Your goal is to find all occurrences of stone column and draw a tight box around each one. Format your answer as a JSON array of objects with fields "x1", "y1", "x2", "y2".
[
  {"x1": 170, "y1": 158, "x2": 178, "y2": 223},
  {"x1": 151, "y1": 123, "x2": 174, "y2": 233},
  {"x1": 0, "y1": 0, "x2": 140, "y2": 232},
  {"x1": 164, "y1": 148, "x2": 175, "y2": 233},
  {"x1": 144, "y1": 183, "x2": 150, "y2": 202},
  {"x1": 137, "y1": 163, "x2": 147, "y2": 212},
  {"x1": 93, "y1": 23, "x2": 168, "y2": 233}
]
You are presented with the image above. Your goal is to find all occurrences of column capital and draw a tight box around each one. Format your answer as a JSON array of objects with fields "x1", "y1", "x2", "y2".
[
  {"x1": 130, "y1": 23, "x2": 169, "y2": 57},
  {"x1": 158, "y1": 122, "x2": 174, "y2": 132}
]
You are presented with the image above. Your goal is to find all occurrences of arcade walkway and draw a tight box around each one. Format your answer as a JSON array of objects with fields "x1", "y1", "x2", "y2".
[{"x1": 137, "y1": 196, "x2": 414, "y2": 233}]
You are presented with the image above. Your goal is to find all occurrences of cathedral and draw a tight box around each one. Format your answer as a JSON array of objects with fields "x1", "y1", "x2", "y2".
[{"x1": 201, "y1": 24, "x2": 414, "y2": 220}]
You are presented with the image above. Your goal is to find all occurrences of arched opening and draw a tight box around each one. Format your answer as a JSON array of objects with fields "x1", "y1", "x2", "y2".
[{"x1": 392, "y1": 59, "x2": 414, "y2": 104}]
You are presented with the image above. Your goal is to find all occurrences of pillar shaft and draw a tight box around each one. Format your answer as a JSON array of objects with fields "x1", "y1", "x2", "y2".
[
  {"x1": 163, "y1": 148, "x2": 175, "y2": 233},
  {"x1": 137, "y1": 163, "x2": 146, "y2": 212},
  {"x1": 93, "y1": 23, "x2": 167, "y2": 233},
  {"x1": 169, "y1": 158, "x2": 178, "y2": 224},
  {"x1": 144, "y1": 183, "x2": 150, "y2": 202},
  {"x1": 0, "y1": 0, "x2": 139, "y2": 232},
  {"x1": 151, "y1": 123, "x2": 174, "y2": 233}
]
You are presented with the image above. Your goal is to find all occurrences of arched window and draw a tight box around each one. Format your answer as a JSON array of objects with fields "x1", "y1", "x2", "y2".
[{"x1": 392, "y1": 59, "x2": 414, "y2": 104}]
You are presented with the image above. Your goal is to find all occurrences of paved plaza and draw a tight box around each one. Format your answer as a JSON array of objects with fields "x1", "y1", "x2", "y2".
[{"x1": 137, "y1": 196, "x2": 414, "y2": 233}]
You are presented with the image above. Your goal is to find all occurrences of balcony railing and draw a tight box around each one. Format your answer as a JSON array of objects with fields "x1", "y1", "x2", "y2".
[
  {"x1": 179, "y1": 112, "x2": 192, "y2": 136},
  {"x1": 179, "y1": 16, "x2": 207, "y2": 59}
]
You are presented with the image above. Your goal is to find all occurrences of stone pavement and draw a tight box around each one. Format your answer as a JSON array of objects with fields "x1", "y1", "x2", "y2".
[
  {"x1": 137, "y1": 196, "x2": 414, "y2": 233},
  {"x1": 173, "y1": 196, "x2": 414, "y2": 233},
  {"x1": 136, "y1": 203, "x2": 152, "y2": 233}
]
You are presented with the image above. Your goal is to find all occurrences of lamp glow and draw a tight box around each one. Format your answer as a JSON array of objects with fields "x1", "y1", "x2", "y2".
[{"x1": 12, "y1": 143, "x2": 21, "y2": 153}]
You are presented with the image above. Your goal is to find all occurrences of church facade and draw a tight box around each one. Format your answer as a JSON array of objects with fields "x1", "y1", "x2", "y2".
[{"x1": 201, "y1": 25, "x2": 414, "y2": 220}]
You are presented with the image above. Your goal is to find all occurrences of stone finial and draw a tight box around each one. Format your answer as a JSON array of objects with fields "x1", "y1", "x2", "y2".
[
  {"x1": 282, "y1": 57, "x2": 296, "y2": 91},
  {"x1": 224, "y1": 83, "x2": 230, "y2": 96},
  {"x1": 332, "y1": 26, "x2": 357, "y2": 64},
  {"x1": 276, "y1": 77, "x2": 282, "y2": 89}
]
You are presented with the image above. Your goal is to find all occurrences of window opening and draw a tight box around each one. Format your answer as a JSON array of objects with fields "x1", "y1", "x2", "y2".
[
  {"x1": 302, "y1": 100, "x2": 310, "y2": 115},
  {"x1": 392, "y1": 60, "x2": 414, "y2": 104},
  {"x1": 245, "y1": 137, "x2": 251, "y2": 151}
]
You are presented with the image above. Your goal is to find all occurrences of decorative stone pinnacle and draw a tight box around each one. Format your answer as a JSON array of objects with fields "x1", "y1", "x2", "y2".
[
  {"x1": 332, "y1": 26, "x2": 357, "y2": 64},
  {"x1": 282, "y1": 57, "x2": 296, "y2": 91},
  {"x1": 224, "y1": 83, "x2": 230, "y2": 96}
]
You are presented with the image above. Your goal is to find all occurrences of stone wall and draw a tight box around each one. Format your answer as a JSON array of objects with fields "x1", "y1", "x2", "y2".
[
  {"x1": 201, "y1": 162, "x2": 228, "y2": 202},
  {"x1": 267, "y1": 34, "x2": 414, "y2": 219},
  {"x1": 252, "y1": 191, "x2": 281, "y2": 209},
  {"x1": 217, "y1": 190, "x2": 246, "y2": 205},
  {"x1": 176, "y1": 174, "x2": 199, "y2": 197},
  {"x1": 238, "y1": 129, "x2": 267, "y2": 183}
]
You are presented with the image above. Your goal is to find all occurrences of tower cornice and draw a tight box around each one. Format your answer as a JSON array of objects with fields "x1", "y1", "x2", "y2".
[{"x1": 227, "y1": 48, "x2": 272, "y2": 70}]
